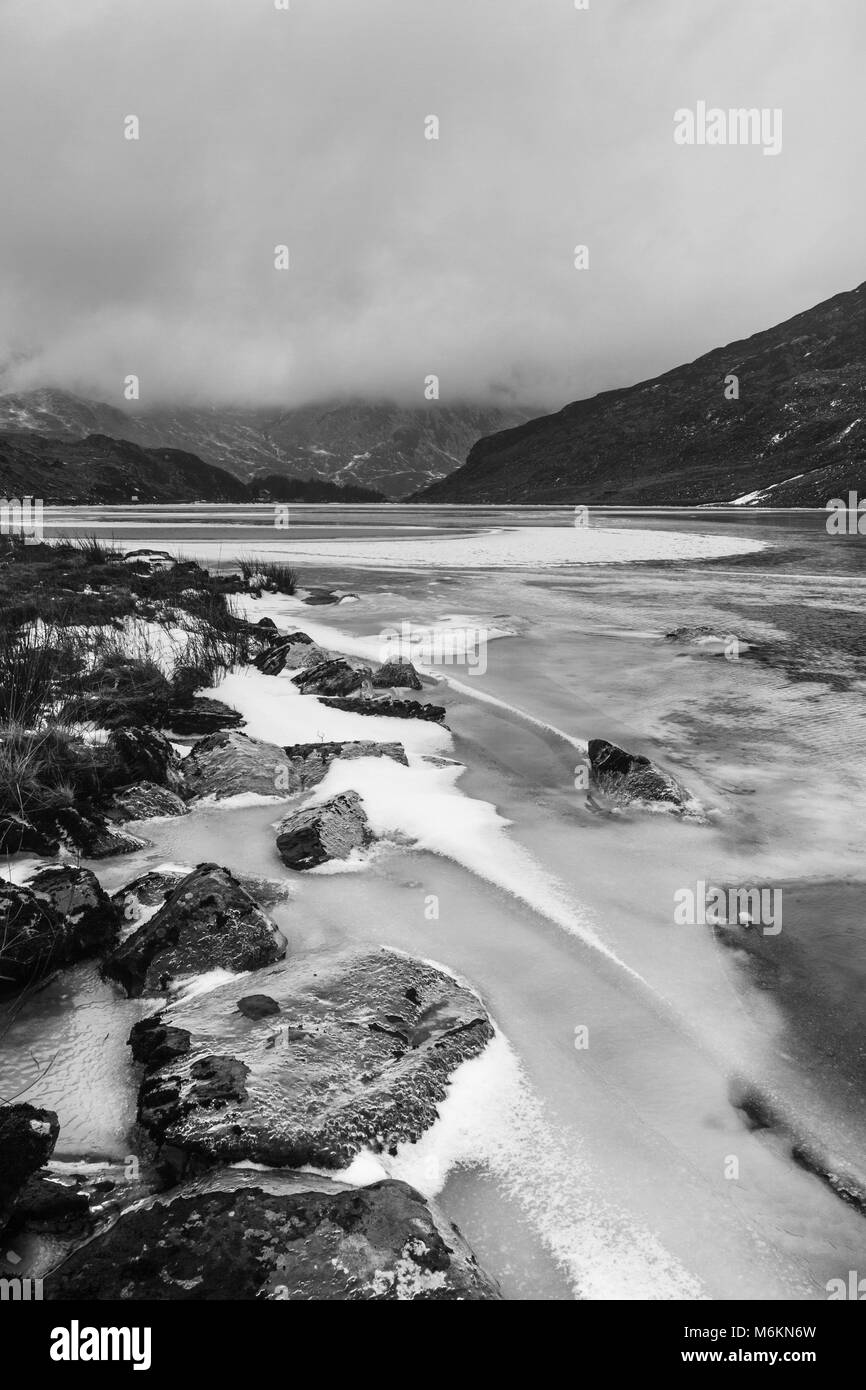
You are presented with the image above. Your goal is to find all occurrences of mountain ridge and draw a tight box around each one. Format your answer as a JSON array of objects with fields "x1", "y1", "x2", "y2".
[
  {"x1": 416, "y1": 281, "x2": 866, "y2": 507},
  {"x1": 0, "y1": 390, "x2": 536, "y2": 499}
]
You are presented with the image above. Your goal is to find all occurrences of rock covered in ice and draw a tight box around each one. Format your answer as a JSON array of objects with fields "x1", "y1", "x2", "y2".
[
  {"x1": 45, "y1": 1169, "x2": 501, "y2": 1300},
  {"x1": 587, "y1": 738, "x2": 705, "y2": 819},
  {"x1": 130, "y1": 949, "x2": 493, "y2": 1174},
  {"x1": 109, "y1": 781, "x2": 189, "y2": 821},
  {"x1": 0, "y1": 867, "x2": 119, "y2": 991},
  {"x1": 181, "y1": 728, "x2": 285, "y2": 801},
  {"x1": 291, "y1": 658, "x2": 371, "y2": 696},
  {"x1": 276, "y1": 790, "x2": 373, "y2": 869},
  {"x1": 278, "y1": 739, "x2": 408, "y2": 793},
  {"x1": 103, "y1": 863, "x2": 287, "y2": 998}
]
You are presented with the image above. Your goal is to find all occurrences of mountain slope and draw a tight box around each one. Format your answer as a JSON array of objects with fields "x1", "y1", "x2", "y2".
[
  {"x1": 0, "y1": 391, "x2": 536, "y2": 499},
  {"x1": 0, "y1": 431, "x2": 250, "y2": 503},
  {"x1": 417, "y1": 281, "x2": 866, "y2": 506}
]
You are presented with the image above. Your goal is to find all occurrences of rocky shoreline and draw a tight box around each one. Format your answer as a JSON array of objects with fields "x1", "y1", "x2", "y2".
[
  {"x1": 2, "y1": 540, "x2": 857, "y2": 1301},
  {"x1": 0, "y1": 540, "x2": 508, "y2": 1299}
]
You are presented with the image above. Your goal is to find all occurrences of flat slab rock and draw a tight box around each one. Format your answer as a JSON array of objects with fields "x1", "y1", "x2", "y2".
[
  {"x1": 276, "y1": 790, "x2": 373, "y2": 869},
  {"x1": 181, "y1": 729, "x2": 286, "y2": 801},
  {"x1": 0, "y1": 868, "x2": 119, "y2": 991},
  {"x1": 45, "y1": 1169, "x2": 501, "y2": 1300},
  {"x1": 109, "y1": 781, "x2": 189, "y2": 822},
  {"x1": 166, "y1": 698, "x2": 245, "y2": 737},
  {"x1": 318, "y1": 695, "x2": 447, "y2": 722},
  {"x1": 587, "y1": 738, "x2": 705, "y2": 819},
  {"x1": 292, "y1": 658, "x2": 371, "y2": 697},
  {"x1": 103, "y1": 863, "x2": 287, "y2": 998},
  {"x1": 130, "y1": 949, "x2": 493, "y2": 1175},
  {"x1": 279, "y1": 739, "x2": 407, "y2": 794},
  {"x1": 253, "y1": 632, "x2": 328, "y2": 676}
]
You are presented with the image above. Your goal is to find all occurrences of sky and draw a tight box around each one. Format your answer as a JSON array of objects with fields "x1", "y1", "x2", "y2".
[{"x1": 0, "y1": 0, "x2": 863, "y2": 412}]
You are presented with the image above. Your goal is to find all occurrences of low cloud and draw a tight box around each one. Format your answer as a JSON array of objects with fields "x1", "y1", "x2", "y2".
[{"x1": 0, "y1": 0, "x2": 863, "y2": 411}]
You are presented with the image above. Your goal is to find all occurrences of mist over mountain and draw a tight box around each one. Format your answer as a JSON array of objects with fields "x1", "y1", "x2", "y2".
[
  {"x1": 0, "y1": 390, "x2": 533, "y2": 498},
  {"x1": 417, "y1": 280, "x2": 866, "y2": 507}
]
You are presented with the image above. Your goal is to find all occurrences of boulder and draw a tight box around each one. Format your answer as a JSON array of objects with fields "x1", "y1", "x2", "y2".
[
  {"x1": 291, "y1": 658, "x2": 371, "y2": 697},
  {"x1": 111, "y1": 869, "x2": 185, "y2": 927},
  {"x1": 4, "y1": 1173, "x2": 91, "y2": 1236},
  {"x1": 318, "y1": 695, "x2": 447, "y2": 723},
  {"x1": 29, "y1": 806, "x2": 147, "y2": 859},
  {"x1": 0, "y1": 869, "x2": 118, "y2": 991},
  {"x1": 372, "y1": 661, "x2": 423, "y2": 691},
  {"x1": 0, "y1": 1104, "x2": 60, "y2": 1219},
  {"x1": 109, "y1": 782, "x2": 189, "y2": 821},
  {"x1": 103, "y1": 863, "x2": 287, "y2": 998},
  {"x1": 166, "y1": 698, "x2": 245, "y2": 737},
  {"x1": 253, "y1": 632, "x2": 327, "y2": 676},
  {"x1": 181, "y1": 729, "x2": 286, "y2": 801},
  {"x1": 587, "y1": 739, "x2": 702, "y2": 817},
  {"x1": 45, "y1": 1169, "x2": 501, "y2": 1300},
  {"x1": 130, "y1": 949, "x2": 493, "y2": 1174},
  {"x1": 276, "y1": 790, "x2": 372, "y2": 869},
  {"x1": 0, "y1": 813, "x2": 58, "y2": 857},
  {"x1": 278, "y1": 740, "x2": 408, "y2": 794},
  {"x1": 109, "y1": 725, "x2": 183, "y2": 790}
]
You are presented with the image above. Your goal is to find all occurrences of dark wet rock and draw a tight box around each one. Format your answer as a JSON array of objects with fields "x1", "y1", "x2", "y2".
[
  {"x1": 130, "y1": 949, "x2": 493, "y2": 1174},
  {"x1": 278, "y1": 740, "x2": 408, "y2": 793},
  {"x1": 302, "y1": 588, "x2": 358, "y2": 606},
  {"x1": 182, "y1": 729, "x2": 286, "y2": 801},
  {"x1": 237, "y1": 993, "x2": 281, "y2": 1020},
  {"x1": 103, "y1": 863, "x2": 287, "y2": 998},
  {"x1": 791, "y1": 1144, "x2": 866, "y2": 1217},
  {"x1": 730, "y1": 1078, "x2": 866, "y2": 1217},
  {"x1": 4, "y1": 1173, "x2": 92, "y2": 1236},
  {"x1": 373, "y1": 661, "x2": 423, "y2": 691},
  {"x1": 276, "y1": 790, "x2": 373, "y2": 870},
  {"x1": 0, "y1": 869, "x2": 119, "y2": 991},
  {"x1": 318, "y1": 696, "x2": 447, "y2": 723},
  {"x1": 586, "y1": 739, "x2": 703, "y2": 818},
  {"x1": 0, "y1": 1105, "x2": 60, "y2": 1216},
  {"x1": 292, "y1": 658, "x2": 371, "y2": 696},
  {"x1": 109, "y1": 781, "x2": 189, "y2": 822},
  {"x1": 45, "y1": 1169, "x2": 501, "y2": 1300},
  {"x1": 28, "y1": 806, "x2": 147, "y2": 859},
  {"x1": 109, "y1": 725, "x2": 184, "y2": 790},
  {"x1": 664, "y1": 624, "x2": 724, "y2": 642},
  {"x1": 111, "y1": 869, "x2": 186, "y2": 927},
  {"x1": 253, "y1": 632, "x2": 326, "y2": 676},
  {"x1": 234, "y1": 876, "x2": 292, "y2": 909},
  {"x1": 128, "y1": 1015, "x2": 192, "y2": 1068},
  {"x1": 256, "y1": 616, "x2": 278, "y2": 633},
  {"x1": 0, "y1": 812, "x2": 58, "y2": 856},
  {"x1": 166, "y1": 697, "x2": 245, "y2": 737}
]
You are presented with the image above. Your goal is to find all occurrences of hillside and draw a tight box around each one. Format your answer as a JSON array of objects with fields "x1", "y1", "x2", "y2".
[
  {"x1": 0, "y1": 430, "x2": 249, "y2": 503},
  {"x1": 0, "y1": 390, "x2": 535, "y2": 499},
  {"x1": 417, "y1": 281, "x2": 866, "y2": 506}
]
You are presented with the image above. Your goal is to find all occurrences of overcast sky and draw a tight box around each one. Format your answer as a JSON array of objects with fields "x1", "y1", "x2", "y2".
[{"x1": 0, "y1": 0, "x2": 863, "y2": 412}]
